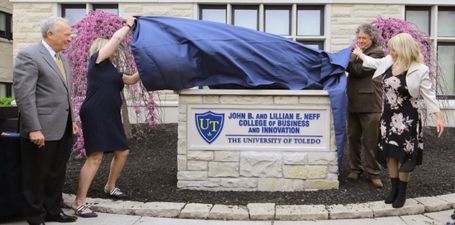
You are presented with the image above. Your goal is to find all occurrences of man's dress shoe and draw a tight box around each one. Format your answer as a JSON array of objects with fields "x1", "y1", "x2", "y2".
[{"x1": 45, "y1": 211, "x2": 77, "y2": 223}]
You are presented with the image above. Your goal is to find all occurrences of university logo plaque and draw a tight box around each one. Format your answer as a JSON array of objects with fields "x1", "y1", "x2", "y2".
[{"x1": 195, "y1": 111, "x2": 224, "y2": 144}]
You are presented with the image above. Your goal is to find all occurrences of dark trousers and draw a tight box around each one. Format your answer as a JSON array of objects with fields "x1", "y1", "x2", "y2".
[
  {"x1": 347, "y1": 112, "x2": 382, "y2": 177},
  {"x1": 20, "y1": 118, "x2": 72, "y2": 224}
]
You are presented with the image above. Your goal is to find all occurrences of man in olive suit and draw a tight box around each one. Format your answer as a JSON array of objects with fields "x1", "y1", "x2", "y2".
[
  {"x1": 346, "y1": 24, "x2": 385, "y2": 188},
  {"x1": 13, "y1": 17, "x2": 78, "y2": 225}
]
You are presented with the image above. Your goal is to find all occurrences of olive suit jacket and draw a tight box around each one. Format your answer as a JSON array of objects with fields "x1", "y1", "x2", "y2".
[{"x1": 346, "y1": 45, "x2": 385, "y2": 113}]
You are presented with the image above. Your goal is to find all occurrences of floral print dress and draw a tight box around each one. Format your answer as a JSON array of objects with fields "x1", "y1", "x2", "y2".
[{"x1": 377, "y1": 67, "x2": 423, "y2": 172}]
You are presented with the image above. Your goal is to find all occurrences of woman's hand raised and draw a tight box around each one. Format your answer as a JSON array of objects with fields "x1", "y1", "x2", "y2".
[
  {"x1": 126, "y1": 17, "x2": 136, "y2": 28},
  {"x1": 352, "y1": 47, "x2": 363, "y2": 57}
]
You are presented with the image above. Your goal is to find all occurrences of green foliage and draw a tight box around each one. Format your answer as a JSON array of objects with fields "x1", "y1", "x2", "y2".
[{"x1": 0, "y1": 97, "x2": 14, "y2": 106}]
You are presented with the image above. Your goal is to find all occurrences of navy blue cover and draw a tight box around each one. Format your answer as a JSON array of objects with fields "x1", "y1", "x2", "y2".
[{"x1": 131, "y1": 16, "x2": 351, "y2": 167}]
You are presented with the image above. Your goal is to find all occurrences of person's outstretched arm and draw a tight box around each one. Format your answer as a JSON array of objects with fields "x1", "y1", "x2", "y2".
[
  {"x1": 96, "y1": 17, "x2": 135, "y2": 64},
  {"x1": 122, "y1": 72, "x2": 140, "y2": 85},
  {"x1": 352, "y1": 46, "x2": 390, "y2": 70}
]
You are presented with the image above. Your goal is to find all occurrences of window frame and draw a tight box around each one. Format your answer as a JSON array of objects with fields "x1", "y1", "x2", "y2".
[
  {"x1": 231, "y1": 5, "x2": 259, "y2": 31},
  {"x1": 92, "y1": 4, "x2": 119, "y2": 15},
  {"x1": 0, "y1": 11, "x2": 12, "y2": 40},
  {"x1": 405, "y1": 5, "x2": 455, "y2": 99},
  {"x1": 296, "y1": 5, "x2": 325, "y2": 37},
  {"x1": 198, "y1": 4, "x2": 326, "y2": 50},
  {"x1": 437, "y1": 6, "x2": 455, "y2": 38},
  {"x1": 0, "y1": 82, "x2": 13, "y2": 97},
  {"x1": 297, "y1": 40, "x2": 324, "y2": 50},
  {"x1": 61, "y1": 3, "x2": 119, "y2": 25},
  {"x1": 199, "y1": 5, "x2": 227, "y2": 23},
  {"x1": 405, "y1": 6, "x2": 431, "y2": 35},
  {"x1": 437, "y1": 42, "x2": 455, "y2": 98},
  {"x1": 264, "y1": 5, "x2": 292, "y2": 36},
  {"x1": 61, "y1": 4, "x2": 86, "y2": 25}
]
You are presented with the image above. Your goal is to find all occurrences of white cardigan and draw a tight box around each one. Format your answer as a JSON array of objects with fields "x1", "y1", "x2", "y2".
[{"x1": 362, "y1": 55, "x2": 440, "y2": 114}]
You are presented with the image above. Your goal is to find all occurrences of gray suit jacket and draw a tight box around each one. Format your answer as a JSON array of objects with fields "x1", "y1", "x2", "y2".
[{"x1": 13, "y1": 42, "x2": 73, "y2": 141}]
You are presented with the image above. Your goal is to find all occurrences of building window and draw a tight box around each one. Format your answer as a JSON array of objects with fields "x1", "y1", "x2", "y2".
[
  {"x1": 200, "y1": 5, "x2": 226, "y2": 24},
  {"x1": 199, "y1": 4, "x2": 325, "y2": 49},
  {"x1": 62, "y1": 4, "x2": 86, "y2": 25},
  {"x1": 61, "y1": 4, "x2": 119, "y2": 25},
  {"x1": 406, "y1": 6, "x2": 455, "y2": 97},
  {"x1": 0, "y1": 11, "x2": 12, "y2": 40},
  {"x1": 405, "y1": 6, "x2": 431, "y2": 35},
  {"x1": 93, "y1": 4, "x2": 119, "y2": 16},
  {"x1": 298, "y1": 41, "x2": 324, "y2": 50},
  {"x1": 297, "y1": 6, "x2": 324, "y2": 36},
  {"x1": 0, "y1": 82, "x2": 12, "y2": 97},
  {"x1": 232, "y1": 5, "x2": 259, "y2": 31},
  {"x1": 438, "y1": 7, "x2": 455, "y2": 37},
  {"x1": 264, "y1": 6, "x2": 291, "y2": 36},
  {"x1": 438, "y1": 43, "x2": 455, "y2": 96}
]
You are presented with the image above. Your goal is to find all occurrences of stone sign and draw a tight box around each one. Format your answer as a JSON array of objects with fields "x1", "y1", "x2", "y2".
[
  {"x1": 188, "y1": 106, "x2": 330, "y2": 151},
  {"x1": 177, "y1": 89, "x2": 338, "y2": 191}
]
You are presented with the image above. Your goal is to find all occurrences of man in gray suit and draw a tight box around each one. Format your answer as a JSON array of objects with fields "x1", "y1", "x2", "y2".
[{"x1": 13, "y1": 17, "x2": 78, "y2": 225}]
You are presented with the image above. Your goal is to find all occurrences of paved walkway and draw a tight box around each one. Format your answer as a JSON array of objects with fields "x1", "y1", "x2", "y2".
[{"x1": 2, "y1": 209, "x2": 454, "y2": 225}]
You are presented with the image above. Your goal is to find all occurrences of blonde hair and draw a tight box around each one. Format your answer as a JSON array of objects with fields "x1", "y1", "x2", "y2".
[
  {"x1": 89, "y1": 38, "x2": 109, "y2": 56},
  {"x1": 387, "y1": 33, "x2": 423, "y2": 70}
]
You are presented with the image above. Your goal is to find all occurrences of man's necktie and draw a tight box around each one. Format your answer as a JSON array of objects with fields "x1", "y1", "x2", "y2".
[{"x1": 55, "y1": 53, "x2": 67, "y2": 84}]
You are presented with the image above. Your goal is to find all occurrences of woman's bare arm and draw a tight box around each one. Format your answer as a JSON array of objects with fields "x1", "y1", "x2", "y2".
[
  {"x1": 122, "y1": 72, "x2": 140, "y2": 85},
  {"x1": 96, "y1": 17, "x2": 135, "y2": 64}
]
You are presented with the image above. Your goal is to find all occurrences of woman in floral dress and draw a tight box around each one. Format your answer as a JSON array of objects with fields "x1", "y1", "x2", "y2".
[{"x1": 353, "y1": 33, "x2": 444, "y2": 208}]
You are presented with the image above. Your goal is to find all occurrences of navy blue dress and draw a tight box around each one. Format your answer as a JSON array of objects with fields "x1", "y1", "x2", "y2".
[{"x1": 80, "y1": 51, "x2": 129, "y2": 155}]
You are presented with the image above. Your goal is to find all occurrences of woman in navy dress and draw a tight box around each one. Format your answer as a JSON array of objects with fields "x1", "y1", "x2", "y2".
[
  {"x1": 71, "y1": 17, "x2": 140, "y2": 217},
  {"x1": 353, "y1": 33, "x2": 444, "y2": 208}
]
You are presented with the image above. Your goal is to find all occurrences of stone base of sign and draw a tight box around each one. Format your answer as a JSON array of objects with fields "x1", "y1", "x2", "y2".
[{"x1": 177, "y1": 89, "x2": 338, "y2": 191}]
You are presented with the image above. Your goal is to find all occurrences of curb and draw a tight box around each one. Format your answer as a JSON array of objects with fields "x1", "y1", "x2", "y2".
[{"x1": 63, "y1": 193, "x2": 455, "y2": 221}]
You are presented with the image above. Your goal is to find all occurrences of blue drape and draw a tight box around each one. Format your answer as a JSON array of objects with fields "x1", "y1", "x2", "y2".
[{"x1": 131, "y1": 16, "x2": 351, "y2": 168}]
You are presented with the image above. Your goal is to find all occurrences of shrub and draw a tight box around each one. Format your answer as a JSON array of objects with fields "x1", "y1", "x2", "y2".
[{"x1": 0, "y1": 97, "x2": 14, "y2": 106}]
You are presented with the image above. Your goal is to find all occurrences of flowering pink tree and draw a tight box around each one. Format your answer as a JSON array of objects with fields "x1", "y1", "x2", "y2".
[
  {"x1": 65, "y1": 10, "x2": 157, "y2": 159},
  {"x1": 372, "y1": 17, "x2": 436, "y2": 78}
]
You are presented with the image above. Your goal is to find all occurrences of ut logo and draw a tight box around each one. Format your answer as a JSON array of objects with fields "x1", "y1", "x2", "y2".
[{"x1": 195, "y1": 111, "x2": 224, "y2": 144}]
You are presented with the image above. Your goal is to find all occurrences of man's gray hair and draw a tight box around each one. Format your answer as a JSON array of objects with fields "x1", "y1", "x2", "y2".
[
  {"x1": 356, "y1": 23, "x2": 379, "y2": 46},
  {"x1": 40, "y1": 17, "x2": 70, "y2": 38}
]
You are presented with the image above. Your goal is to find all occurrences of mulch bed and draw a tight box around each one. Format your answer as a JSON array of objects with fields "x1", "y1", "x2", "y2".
[{"x1": 63, "y1": 124, "x2": 455, "y2": 205}]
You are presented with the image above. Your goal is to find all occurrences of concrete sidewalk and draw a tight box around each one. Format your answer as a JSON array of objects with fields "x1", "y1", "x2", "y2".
[
  {"x1": 2, "y1": 192, "x2": 454, "y2": 225},
  {"x1": 2, "y1": 209, "x2": 454, "y2": 225},
  {"x1": 59, "y1": 193, "x2": 455, "y2": 221}
]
